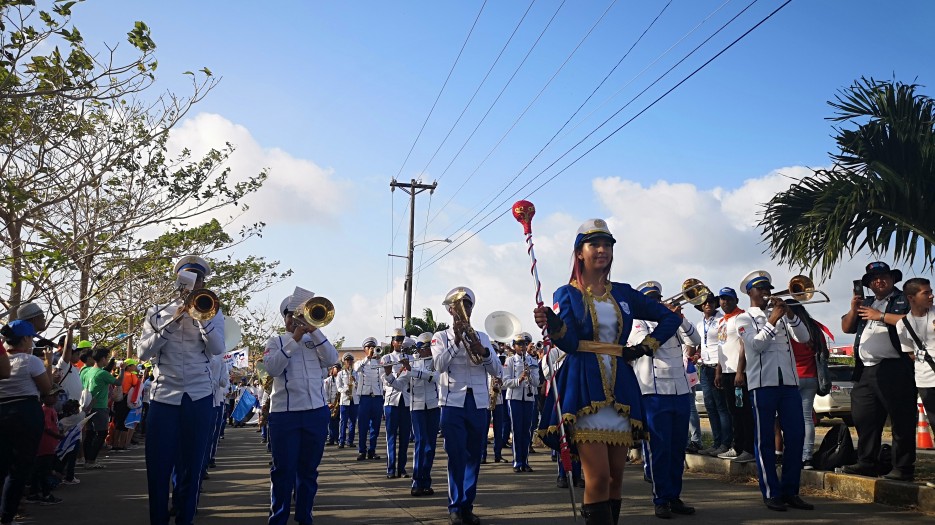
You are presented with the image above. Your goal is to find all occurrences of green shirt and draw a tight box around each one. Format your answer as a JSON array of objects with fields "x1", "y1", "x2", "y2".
[{"x1": 81, "y1": 367, "x2": 116, "y2": 409}]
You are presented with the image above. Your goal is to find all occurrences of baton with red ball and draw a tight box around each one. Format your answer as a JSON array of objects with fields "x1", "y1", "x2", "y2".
[{"x1": 512, "y1": 200, "x2": 578, "y2": 521}]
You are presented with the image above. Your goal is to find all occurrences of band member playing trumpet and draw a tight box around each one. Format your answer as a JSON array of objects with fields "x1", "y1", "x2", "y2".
[
  {"x1": 629, "y1": 281, "x2": 701, "y2": 518},
  {"x1": 390, "y1": 332, "x2": 441, "y2": 496},
  {"x1": 533, "y1": 220, "x2": 680, "y2": 525},
  {"x1": 433, "y1": 286, "x2": 501, "y2": 525},
  {"x1": 382, "y1": 328, "x2": 413, "y2": 478},
  {"x1": 736, "y1": 271, "x2": 813, "y2": 512},
  {"x1": 263, "y1": 288, "x2": 339, "y2": 525},
  {"x1": 355, "y1": 337, "x2": 384, "y2": 461},
  {"x1": 503, "y1": 332, "x2": 539, "y2": 473},
  {"x1": 336, "y1": 353, "x2": 359, "y2": 449},
  {"x1": 139, "y1": 255, "x2": 226, "y2": 525}
]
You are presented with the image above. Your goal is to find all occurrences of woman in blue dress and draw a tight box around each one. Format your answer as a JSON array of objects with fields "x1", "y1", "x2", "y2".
[{"x1": 534, "y1": 219, "x2": 680, "y2": 525}]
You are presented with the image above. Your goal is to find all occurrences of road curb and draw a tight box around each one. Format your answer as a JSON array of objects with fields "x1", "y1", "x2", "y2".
[{"x1": 685, "y1": 453, "x2": 935, "y2": 513}]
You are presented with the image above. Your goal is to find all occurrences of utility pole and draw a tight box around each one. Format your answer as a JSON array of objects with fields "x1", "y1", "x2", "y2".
[{"x1": 390, "y1": 178, "x2": 436, "y2": 327}]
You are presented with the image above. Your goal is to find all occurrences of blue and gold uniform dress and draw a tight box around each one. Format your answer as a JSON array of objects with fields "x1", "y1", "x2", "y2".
[{"x1": 538, "y1": 281, "x2": 680, "y2": 451}]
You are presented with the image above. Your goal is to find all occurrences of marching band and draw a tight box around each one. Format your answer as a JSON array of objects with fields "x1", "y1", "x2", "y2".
[{"x1": 15, "y1": 219, "x2": 918, "y2": 525}]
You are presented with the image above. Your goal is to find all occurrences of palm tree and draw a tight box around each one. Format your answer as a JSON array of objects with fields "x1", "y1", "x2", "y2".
[
  {"x1": 759, "y1": 77, "x2": 935, "y2": 278},
  {"x1": 405, "y1": 307, "x2": 449, "y2": 336}
]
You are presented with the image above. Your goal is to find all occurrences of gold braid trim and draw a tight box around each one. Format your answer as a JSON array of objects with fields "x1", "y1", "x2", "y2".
[
  {"x1": 537, "y1": 405, "x2": 645, "y2": 446},
  {"x1": 549, "y1": 322, "x2": 567, "y2": 340},
  {"x1": 572, "y1": 428, "x2": 636, "y2": 447},
  {"x1": 641, "y1": 336, "x2": 661, "y2": 353}
]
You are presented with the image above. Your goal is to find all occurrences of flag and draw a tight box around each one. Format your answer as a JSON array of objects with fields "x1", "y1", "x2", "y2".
[
  {"x1": 224, "y1": 350, "x2": 249, "y2": 368},
  {"x1": 56, "y1": 414, "x2": 93, "y2": 460},
  {"x1": 125, "y1": 406, "x2": 143, "y2": 429},
  {"x1": 232, "y1": 389, "x2": 259, "y2": 423}
]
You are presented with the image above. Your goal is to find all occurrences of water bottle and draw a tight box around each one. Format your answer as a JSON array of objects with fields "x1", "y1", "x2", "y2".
[{"x1": 735, "y1": 386, "x2": 743, "y2": 407}]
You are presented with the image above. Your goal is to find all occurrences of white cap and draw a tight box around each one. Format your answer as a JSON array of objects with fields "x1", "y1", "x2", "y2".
[
  {"x1": 443, "y1": 286, "x2": 476, "y2": 306},
  {"x1": 279, "y1": 295, "x2": 293, "y2": 316},
  {"x1": 402, "y1": 336, "x2": 416, "y2": 349},
  {"x1": 362, "y1": 336, "x2": 378, "y2": 347},
  {"x1": 417, "y1": 332, "x2": 433, "y2": 345},
  {"x1": 174, "y1": 255, "x2": 212, "y2": 277},
  {"x1": 391, "y1": 327, "x2": 406, "y2": 338}
]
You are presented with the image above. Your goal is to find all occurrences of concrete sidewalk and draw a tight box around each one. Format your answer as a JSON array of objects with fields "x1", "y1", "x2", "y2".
[{"x1": 25, "y1": 426, "x2": 934, "y2": 524}]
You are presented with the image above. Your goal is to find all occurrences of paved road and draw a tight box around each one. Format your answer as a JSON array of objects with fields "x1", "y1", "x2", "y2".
[{"x1": 27, "y1": 426, "x2": 932, "y2": 524}]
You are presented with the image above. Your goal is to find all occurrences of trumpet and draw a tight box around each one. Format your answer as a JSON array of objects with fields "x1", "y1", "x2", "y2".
[
  {"x1": 443, "y1": 289, "x2": 485, "y2": 365},
  {"x1": 293, "y1": 296, "x2": 335, "y2": 329},
  {"x1": 770, "y1": 275, "x2": 830, "y2": 305},
  {"x1": 663, "y1": 278, "x2": 711, "y2": 308}
]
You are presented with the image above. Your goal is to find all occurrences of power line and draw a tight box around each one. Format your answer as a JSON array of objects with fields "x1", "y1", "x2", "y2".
[
  {"x1": 390, "y1": 0, "x2": 488, "y2": 183},
  {"x1": 426, "y1": 0, "x2": 672, "y2": 247},
  {"x1": 424, "y1": 0, "x2": 753, "y2": 260},
  {"x1": 415, "y1": 0, "x2": 792, "y2": 274}
]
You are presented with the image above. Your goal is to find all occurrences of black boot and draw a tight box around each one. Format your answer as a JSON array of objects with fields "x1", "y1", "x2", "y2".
[
  {"x1": 609, "y1": 499, "x2": 622, "y2": 525},
  {"x1": 581, "y1": 500, "x2": 613, "y2": 525}
]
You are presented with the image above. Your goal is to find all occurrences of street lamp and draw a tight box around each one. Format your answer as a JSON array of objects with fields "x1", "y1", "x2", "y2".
[{"x1": 388, "y1": 238, "x2": 453, "y2": 326}]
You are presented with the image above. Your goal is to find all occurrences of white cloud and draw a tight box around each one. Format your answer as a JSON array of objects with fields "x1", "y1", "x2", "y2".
[{"x1": 166, "y1": 113, "x2": 348, "y2": 226}]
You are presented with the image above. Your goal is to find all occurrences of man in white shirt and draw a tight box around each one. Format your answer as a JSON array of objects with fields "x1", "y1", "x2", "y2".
[
  {"x1": 841, "y1": 262, "x2": 916, "y2": 481},
  {"x1": 391, "y1": 332, "x2": 441, "y2": 496},
  {"x1": 694, "y1": 295, "x2": 731, "y2": 457},
  {"x1": 889, "y1": 278, "x2": 935, "y2": 425},
  {"x1": 736, "y1": 271, "x2": 812, "y2": 512},
  {"x1": 355, "y1": 337, "x2": 384, "y2": 461},
  {"x1": 138, "y1": 255, "x2": 225, "y2": 525},
  {"x1": 53, "y1": 323, "x2": 81, "y2": 402},
  {"x1": 503, "y1": 332, "x2": 539, "y2": 473},
  {"x1": 382, "y1": 327, "x2": 413, "y2": 478},
  {"x1": 432, "y1": 287, "x2": 500, "y2": 525},
  {"x1": 629, "y1": 281, "x2": 701, "y2": 518},
  {"x1": 263, "y1": 288, "x2": 339, "y2": 525},
  {"x1": 715, "y1": 287, "x2": 756, "y2": 463},
  {"x1": 336, "y1": 354, "x2": 358, "y2": 448}
]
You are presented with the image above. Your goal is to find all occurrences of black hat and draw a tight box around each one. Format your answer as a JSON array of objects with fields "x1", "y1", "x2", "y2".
[
  {"x1": 861, "y1": 261, "x2": 903, "y2": 287},
  {"x1": 693, "y1": 292, "x2": 719, "y2": 312}
]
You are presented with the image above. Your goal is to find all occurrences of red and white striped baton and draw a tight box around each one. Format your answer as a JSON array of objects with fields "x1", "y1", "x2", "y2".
[{"x1": 512, "y1": 200, "x2": 578, "y2": 522}]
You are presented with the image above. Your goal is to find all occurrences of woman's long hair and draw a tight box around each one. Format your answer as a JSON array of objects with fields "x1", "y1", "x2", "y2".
[
  {"x1": 784, "y1": 299, "x2": 829, "y2": 357},
  {"x1": 0, "y1": 324, "x2": 27, "y2": 349},
  {"x1": 569, "y1": 245, "x2": 613, "y2": 287}
]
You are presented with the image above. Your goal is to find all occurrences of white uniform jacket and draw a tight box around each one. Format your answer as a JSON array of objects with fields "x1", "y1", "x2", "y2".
[
  {"x1": 138, "y1": 298, "x2": 226, "y2": 406},
  {"x1": 735, "y1": 307, "x2": 809, "y2": 390},
  {"x1": 381, "y1": 351, "x2": 411, "y2": 407},
  {"x1": 389, "y1": 357, "x2": 440, "y2": 411},
  {"x1": 210, "y1": 355, "x2": 229, "y2": 407},
  {"x1": 431, "y1": 328, "x2": 500, "y2": 408},
  {"x1": 502, "y1": 353, "x2": 540, "y2": 401},
  {"x1": 354, "y1": 356, "x2": 384, "y2": 397},
  {"x1": 263, "y1": 330, "x2": 339, "y2": 413},
  {"x1": 324, "y1": 376, "x2": 340, "y2": 406},
  {"x1": 336, "y1": 369, "x2": 359, "y2": 405},
  {"x1": 630, "y1": 317, "x2": 701, "y2": 396}
]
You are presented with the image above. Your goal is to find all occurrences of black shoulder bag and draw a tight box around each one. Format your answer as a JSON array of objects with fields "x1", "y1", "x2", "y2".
[{"x1": 900, "y1": 316, "x2": 935, "y2": 375}]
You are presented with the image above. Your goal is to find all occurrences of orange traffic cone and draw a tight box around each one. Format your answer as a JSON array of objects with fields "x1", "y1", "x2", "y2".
[{"x1": 917, "y1": 403, "x2": 934, "y2": 450}]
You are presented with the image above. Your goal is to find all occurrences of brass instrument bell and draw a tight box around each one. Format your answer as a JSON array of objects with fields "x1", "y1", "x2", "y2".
[
  {"x1": 663, "y1": 278, "x2": 711, "y2": 307},
  {"x1": 770, "y1": 275, "x2": 830, "y2": 305},
  {"x1": 294, "y1": 296, "x2": 335, "y2": 328}
]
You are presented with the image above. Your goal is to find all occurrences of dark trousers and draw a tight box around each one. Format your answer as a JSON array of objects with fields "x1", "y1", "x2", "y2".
[
  {"x1": 700, "y1": 365, "x2": 733, "y2": 448},
  {"x1": 384, "y1": 401, "x2": 411, "y2": 476},
  {"x1": 441, "y1": 395, "x2": 486, "y2": 514},
  {"x1": 268, "y1": 407, "x2": 329, "y2": 525},
  {"x1": 721, "y1": 373, "x2": 755, "y2": 455},
  {"x1": 921, "y1": 387, "x2": 935, "y2": 428},
  {"x1": 327, "y1": 412, "x2": 340, "y2": 444},
  {"x1": 643, "y1": 394, "x2": 691, "y2": 506},
  {"x1": 482, "y1": 403, "x2": 506, "y2": 460},
  {"x1": 357, "y1": 395, "x2": 383, "y2": 454},
  {"x1": 411, "y1": 407, "x2": 440, "y2": 490},
  {"x1": 0, "y1": 398, "x2": 43, "y2": 523},
  {"x1": 62, "y1": 444, "x2": 79, "y2": 482},
  {"x1": 339, "y1": 402, "x2": 358, "y2": 446},
  {"x1": 84, "y1": 409, "x2": 109, "y2": 463},
  {"x1": 28, "y1": 454, "x2": 55, "y2": 497},
  {"x1": 508, "y1": 400, "x2": 534, "y2": 468},
  {"x1": 851, "y1": 358, "x2": 917, "y2": 475},
  {"x1": 751, "y1": 386, "x2": 804, "y2": 499},
  {"x1": 146, "y1": 394, "x2": 214, "y2": 525}
]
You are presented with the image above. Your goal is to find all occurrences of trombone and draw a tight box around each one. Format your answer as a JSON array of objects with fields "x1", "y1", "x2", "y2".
[
  {"x1": 769, "y1": 275, "x2": 830, "y2": 305},
  {"x1": 293, "y1": 296, "x2": 335, "y2": 329},
  {"x1": 662, "y1": 278, "x2": 711, "y2": 308}
]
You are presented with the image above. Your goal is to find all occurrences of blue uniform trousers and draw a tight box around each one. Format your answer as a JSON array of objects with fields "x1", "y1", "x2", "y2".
[
  {"x1": 508, "y1": 400, "x2": 534, "y2": 468},
  {"x1": 750, "y1": 386, "x2": 805, "y2": 500},
  {"x1": 339, "y1": 402, "x2": 358, "y2": 446},
  {"x1": 441, "y1": 395, "x2": 486, "y2": 514},
  {"x1": 643, "y1": 394, "x2": 690, "y2": 506},
  {"x1": 268, "y1": 407, "x2": 329, "y2": 525},
  {"x1": 482, "y1": 403, "x2": 506, "y2": 460},
  {"x1": 327, "y1": 411, "x2": 340, "y2": 444},
  {"x1": 146, "y1": 394, "x2": 214, "y2": 525},
  {"x1": 384, "y1": 401, "x2": 411, "y2": 475},
  {"x1": 209, "y1": 405, "x2": 224, "y2": 463},
  {"x1": 411, "y1": 407, "x2": 440, "y2": 490},
  {"x1": 357, "y1": 395, "x2": 383, "y2": 454},
  {"x1": 699, "y1": 365, "x2": 733, "y2": 448}
]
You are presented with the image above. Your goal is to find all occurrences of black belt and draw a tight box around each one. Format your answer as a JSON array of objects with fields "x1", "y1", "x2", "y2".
[
  {"x1": 699, "y1": 363, "x2": 718, "y2": 369},
  {"x1": 466, "y1": 388, "x2": 473, "y2": 395}
]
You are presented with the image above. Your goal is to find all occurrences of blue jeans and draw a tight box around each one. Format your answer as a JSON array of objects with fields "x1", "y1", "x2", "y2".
[
  {"x1": 268, "y1": 407, "x2": 329, "y2": 525},
  {"x1": 798, "y1": 377, "x2": 819, "y2": 461},
  {"x1": 688, "y1": 385, "x2": 701, "y2": 446},
  {"x1": 699, "y1": 365, "x2": 732, "y2": 448}
]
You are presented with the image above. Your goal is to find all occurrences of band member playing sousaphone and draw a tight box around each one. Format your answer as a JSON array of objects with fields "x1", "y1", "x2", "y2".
[
  {"x1": 263, "y1": 287, "x2": 339, "y2": 525},
  {"x1": 139, "y1": 255, "x2": 226, "y2": 525},
  {"x1": 433, "y1": 286, "x2": 501, "y2": 525},
  {"x1": 533, "y1": 220, "x2": 680, "y2": 525}
]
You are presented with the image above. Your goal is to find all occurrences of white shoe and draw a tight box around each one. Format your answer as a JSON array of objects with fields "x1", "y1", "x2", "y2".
[
  {"x1": 731, "y1": 451, "x2": 756, "y2": 463},
  {"x1": 62, "y1": 477, "x2": 81, "y2": 485},
  {"x1": 717, "y1": 448, "x2": 739, "y2": 459},
  {"x1": 709, "y1": 444, "x2": 730, "y2": 457}
]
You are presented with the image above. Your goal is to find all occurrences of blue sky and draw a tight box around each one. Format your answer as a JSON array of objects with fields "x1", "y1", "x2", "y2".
[{"x1": 69, "y1": 1, "x2": 935, "y2": 345}]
